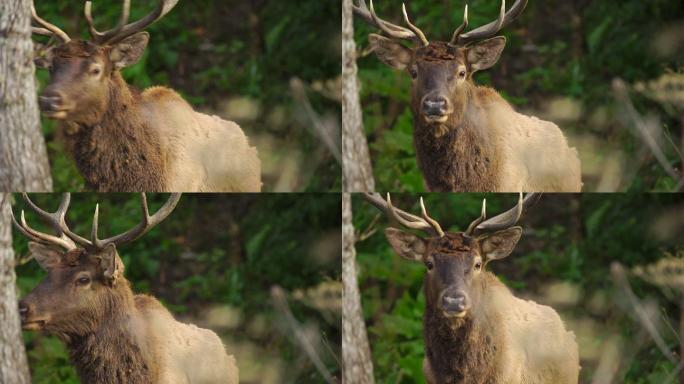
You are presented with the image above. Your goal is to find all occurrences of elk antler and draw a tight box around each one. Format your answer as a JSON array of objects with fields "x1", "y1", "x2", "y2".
[
  {"x1": 363, "y1": 193, "x2": 445, "y2": 237},
  {"x1": 10, "y1": 194, "x2": 77, "y2": 251},
  {"x1": 84, "y1": 0, "x2": 179, "y2": 45},
  {"x1": 353, "y1": 0, "x2": 429, "y2": 47},
  {"x1": 12, "y1": 193, "x2": 181, "y2": 253},
  {"x1": 450, "y1": 0, "x2": 528, "y2": 46},
  {"x1": 465, "y1": 192, "x2": 539, "y2": 236},
  {"x1": 31, "y1": 4, "x2": 71, "y2": 43}
]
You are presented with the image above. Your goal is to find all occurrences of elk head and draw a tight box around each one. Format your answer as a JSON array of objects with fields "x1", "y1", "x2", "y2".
[
  {"x1": 12, "y1": 193, "x2": 180, "y2": 335},
  {"x1": 31, "y1": 0, "x2": 178, "y2": 125},
  {"x1": 354, "y1": 0, "x2": 527, "y2": 127},
  {"x1": 364, "y1": 192, "x2": 538, "y2": 321}
]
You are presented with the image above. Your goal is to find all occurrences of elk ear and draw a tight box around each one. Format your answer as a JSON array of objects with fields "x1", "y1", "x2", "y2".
[
  {"x1": 478, "y1": 227, "x2": 522, "y2": 263},
  {"x1": 466, "y1": 36, "x2": 506, "y2": 72},
  {"x1": 28, "y1": 242, "x2": 64, "y2": 270},
  {"x1": 109, "y1": 32, "x2": 149, "y2": 70},
  {"x1": 98, "y1": 244, "x2": 125, "y2": 285},
  {"x1": 385, "y1": 228, "x2": 426, "y2": 262},
  {"x1": 33, "y1": 44, "x2": 55, "y2": 69},
  {"x1": 369, "y1": 34, "x2": 413, "y2": 70}
]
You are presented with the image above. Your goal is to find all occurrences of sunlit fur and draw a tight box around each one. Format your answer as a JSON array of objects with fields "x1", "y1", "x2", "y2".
[
  {"x1": 20, "y1": 246, "x2": 239, "y2": 384},
  {"x1": 41, "y1": 40, "x2": 261, "y2": 192},
  {"x1": 387, "y1": 232, "x2": 579, "y2": 384}
]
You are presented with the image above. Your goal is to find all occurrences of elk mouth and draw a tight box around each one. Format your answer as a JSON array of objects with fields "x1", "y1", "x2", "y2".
[
  {"x1": 41, "y1": 109, "x2": 71, "y2": 120},
  {"x1": 423, "y1": 113, "x2": 450, "y2": 124},
  {"x1": 442, "y1": 309, "x2": 468, "y2": 319},
  {"x1": 38, "y1": 96, "x2": 73, "y2": 120},
  {"x1": 21, "y1": 319, "x2": 48, "y2": 331}
]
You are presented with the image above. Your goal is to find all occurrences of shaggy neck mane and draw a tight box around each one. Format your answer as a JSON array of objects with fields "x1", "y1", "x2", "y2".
[
  {"x1": 413, "y1": 84, "x2": 501, "y2": 192},
  {"x1": 61, "y1": 282, "x2": 157, "y2": 383},
  {"x1": 423, "y1": 275, "x2": 497, "y2": 384},
  {"x1": 67, "y1": 72, "x2": 166, "y2": 192}
]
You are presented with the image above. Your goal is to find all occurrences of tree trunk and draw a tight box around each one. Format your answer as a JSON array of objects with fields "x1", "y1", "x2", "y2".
[
  {"x1": 0, "y1": 0, "x2": 53, "y2": 192},
  {"x1": 0, "y1": 194, "x2": 31, "y2": 384},
  {"x1": 342, "y1": 0, "x2": 375, "y2": 192},
  {"x1": 342, "y1": 193, "x2": 374, "y2": 384}
]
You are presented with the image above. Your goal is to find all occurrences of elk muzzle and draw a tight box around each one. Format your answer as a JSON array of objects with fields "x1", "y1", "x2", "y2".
[
  {"x1": 39, "y1": 88, "x2": 75, "y2": 120},
  {"x1": 440, "y1": 286, "x2": 469, "y2": 317},
  {"x1": 18, "y1": 298, "x2": 50, "y2": 330},
  {"x1": 421, "y1": 93, "x2": 452, "y2": 123}
]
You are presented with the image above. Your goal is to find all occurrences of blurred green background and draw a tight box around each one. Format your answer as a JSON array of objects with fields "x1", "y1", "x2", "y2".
[
  {"x1": 353, "y1": 193, "x2": 684, "y2": 383},
  {"x1": 33, "y1": 0, "x2": 341, "y2": 192},
  {"x1": 354, "y1": 0, "x2": 684, "y2": 192},
  {"x1": 12, "y1": 193, "x2": 341, "y2": 384}
]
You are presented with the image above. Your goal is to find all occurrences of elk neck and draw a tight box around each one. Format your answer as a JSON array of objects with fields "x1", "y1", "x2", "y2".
[
  {"x1": 423, "y1": 272, "x2": 498, "y2": 384},
  {"x1": 412, "y1": 84, "x2": 502, "y2": 192},
  {"x1": 63, "y1": 282, "x2": 159, "y2": 383},
  {"x1": 66, "y1": 72, "x2": 167, "y2": 192}
]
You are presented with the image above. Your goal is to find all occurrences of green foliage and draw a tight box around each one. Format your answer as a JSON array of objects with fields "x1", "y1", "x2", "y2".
[
  {"x1": 353, "y1": 193, "x2": 684, "y2": 383},
  {"x1": 33, "y1": 0, "x2": 341, "y2": 192},
  {"x1": 13, "y1": 193, "x2": 341, "y2": 383},
  {"x1": 355, "y1": 0, "x2": 684, "y2": 192}
]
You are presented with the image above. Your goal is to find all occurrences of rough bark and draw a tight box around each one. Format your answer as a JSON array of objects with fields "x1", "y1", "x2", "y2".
[
  {"x1": 342, "y1": 0, "x2": 375, "y2": 192},
  {"x1": 0, "y1": 0, "x2": 53, "y2": 192},
  {"x1": 0, "y1": 194, "x2": 31, "y2": 384},
  {"x1": 342, "y1": 193, "x2": 374, "y2": 384}
]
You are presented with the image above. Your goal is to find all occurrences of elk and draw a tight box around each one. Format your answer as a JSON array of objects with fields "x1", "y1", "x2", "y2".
[
  {"x1": 12, "y1": 193, "x2": 239, "y2": 384},
  {"x1": 32, "y1": 1, "x2": 261, "y2": 192},
  {"x1": 363, "y1": 193, "x2": 579, "y2": 384},
  {"x1": 354, "y1": 0, "x2": 582, "y2": 192}
]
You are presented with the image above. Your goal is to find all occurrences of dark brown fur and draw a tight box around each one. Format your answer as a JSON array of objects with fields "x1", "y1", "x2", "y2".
[
  {"x1": 409, "y1": 44, "x2": 503, "y2": 192},
  {"x1": 23, "y1": 248, "x2": 162, "y2": 383},
  {"x1": 412, "y1": 96, "x2": 500, "y2": 192},
  {"x1": 424, "y1": 286, "x2": 497, "y2": 384},
  {"x1": 66, "y1": 72, "x2": 167, "y2": 192},
  {"x1": 42, "y1": 40, "x2": 167, "y2": 192}
]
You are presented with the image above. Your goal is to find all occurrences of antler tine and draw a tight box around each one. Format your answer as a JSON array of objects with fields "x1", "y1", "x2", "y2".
[
  {"x1": 84, "y1": 0, "x2": 131, "y2": 44},
  {"x1": 353, "y1": 0, "x2": 428, "y2": 45},
  {"x1": 31, "y1": 4, "x2": 71, "y2": 43},
  {"x1": 419, "y1": 197, "x2": 445, "y2": 237},
  {"x1": 362, "y1": 193, "x2": 444, "y2": 237},
  {"x1": 456, "y1": 0, "x2": 528, "y2": 46},
  {"x1": 105, "y1": 0, "x2": 179, "y2": 45},
  {"x1": 11, "y1": 194, "x2": 78, "y2": 251},
  {"x1": 401, "y1": 4, "x2": 429, "y2": 47},
  {"x1": 93, "y1": 193, "x2": 181, "y2": 248},
  {"x1": 465, "y1": 198, "x2": 486, "y2": 236},
  {"x1": 449, "y1": 5, "x2": 469, "y2": 46},
  {"x1": 475, "y1": 193, "x2": 539, "y2": 232}
]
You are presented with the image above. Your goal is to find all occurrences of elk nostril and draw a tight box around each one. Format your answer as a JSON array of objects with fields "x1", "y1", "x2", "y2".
[{"x1": 422, "y1": 98, "x2": 449, "y2": 114}]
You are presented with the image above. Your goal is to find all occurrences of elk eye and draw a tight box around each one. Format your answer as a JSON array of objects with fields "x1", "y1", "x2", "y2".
[
  {"x1": 474, "y1": 261, "x2": 482, "y2": 270},
  {"x1": 409, "y1": 68, "x2": 418, "y2": 79},
  {"x1": 425, "y1": 261, "x2": 434, "y2": 270},
  {"x1": 91, "y1": 67, "x2": 101, "y2": 76},
  {"x1": 76, "y1": 276, "x2": 91, "y2": 286},
  {"x1": 458, "y1": 70, "x2": 467, "y2": 78}
]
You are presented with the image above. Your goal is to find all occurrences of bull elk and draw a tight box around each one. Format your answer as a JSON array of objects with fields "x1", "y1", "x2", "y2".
[
  {"x1": 12, "y1": 193, "x2": 239, "y2": 384},
  {"x1": 32, "y1": 1, "x2": 261, "y2": 192},
  {"x1": 363, "y1": 193, "x2": 579, "y2": 384},
  {"x1": 354, "y1": 0, "x2": 582, "y2": 192}
]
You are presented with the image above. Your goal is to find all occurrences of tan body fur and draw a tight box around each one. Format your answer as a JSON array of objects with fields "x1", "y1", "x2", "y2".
[
  {"x1": 139, "y1": 87, "x2": 261, "y2": 192},
  {"x1": 134, "y1": 295, "x2": 239, "y2": 384},
  {"x1": 469, "y1": 87, "x2": 582, "y2": 192}
]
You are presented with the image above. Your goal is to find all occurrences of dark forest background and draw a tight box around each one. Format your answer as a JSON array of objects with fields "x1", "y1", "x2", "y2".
[
  {"x1": 354, "y1": 0, "x2": 684, "y2": 192},
  {"x1": 353, "y1": 193, "x2": 684, "y2": 383},
  {"x1": 33, "y1": 0, "x2": 341, "y2": 192},
  {"x1": 12, "y1": 193, "x2": 341, "y2": 384}
]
